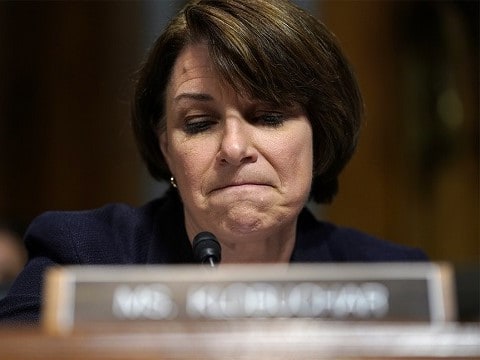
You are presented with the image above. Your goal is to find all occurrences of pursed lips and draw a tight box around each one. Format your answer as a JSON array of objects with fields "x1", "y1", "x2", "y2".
[{"x1": 209, "y1": 181, "x2": 273, "y2": 194}]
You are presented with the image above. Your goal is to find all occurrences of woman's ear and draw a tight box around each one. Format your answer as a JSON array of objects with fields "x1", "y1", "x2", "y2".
[{"x1": 159, "y1": 131, "x2": 172, "y2": 172}]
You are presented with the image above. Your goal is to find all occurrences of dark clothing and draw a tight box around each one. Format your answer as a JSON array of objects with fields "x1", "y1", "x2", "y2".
[{"x1": 0, "y1": 191, "x2": 426, "y2": 324}]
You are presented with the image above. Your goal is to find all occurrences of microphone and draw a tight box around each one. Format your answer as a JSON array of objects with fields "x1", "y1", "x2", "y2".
[{"x1": 192, "y1": 231, "x2": 222, "y2": 267}]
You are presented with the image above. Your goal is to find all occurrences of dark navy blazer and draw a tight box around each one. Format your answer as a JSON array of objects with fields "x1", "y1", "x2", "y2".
[{"x1": 0, "y1": 191, "x2": 427, "y2": 324}]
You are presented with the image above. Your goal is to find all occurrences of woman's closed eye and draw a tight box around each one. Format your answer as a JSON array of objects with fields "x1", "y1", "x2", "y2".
[
  {"x1": 183, "y1": 116, "x2": 217, "y2": 135},
  {"x1": 253, "y1": 112, "x2": 286, "y2": 128}
]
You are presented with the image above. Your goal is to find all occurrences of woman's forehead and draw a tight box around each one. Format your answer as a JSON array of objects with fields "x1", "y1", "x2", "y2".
[
  {"x1": 166, "y1": 41, "x2": 301, "y2": 109},
  {"x1": 168, "y1": 45, "x2": 216, "y2": 90}
]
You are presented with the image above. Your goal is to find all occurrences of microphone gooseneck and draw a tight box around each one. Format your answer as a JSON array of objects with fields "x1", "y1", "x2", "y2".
[{"x1": 192, "y1": 231, "x2": 221, "y2": 267}]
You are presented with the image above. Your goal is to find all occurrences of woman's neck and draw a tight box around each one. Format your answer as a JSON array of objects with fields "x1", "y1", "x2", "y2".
[{"x1": 191, "y1": 222, "x2": 298, "y2": 264}]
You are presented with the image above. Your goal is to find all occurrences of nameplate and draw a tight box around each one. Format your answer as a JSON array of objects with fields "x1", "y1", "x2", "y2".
[{"x1": 42, "y1": 263, "x2": 455, "y2": 334}]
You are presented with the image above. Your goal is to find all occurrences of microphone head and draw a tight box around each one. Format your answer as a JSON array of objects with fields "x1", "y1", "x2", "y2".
[{"x1": 192, "y1": 231, "x2": 221, "y2": 265}]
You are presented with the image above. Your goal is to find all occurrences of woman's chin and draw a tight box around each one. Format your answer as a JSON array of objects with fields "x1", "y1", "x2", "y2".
[{"x1": 213, "y1": 207, "x2": 288, "y2": 238}]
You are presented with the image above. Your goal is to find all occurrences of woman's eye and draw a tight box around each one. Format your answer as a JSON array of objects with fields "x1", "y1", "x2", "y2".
[
  {"x1": 184, "y1": 118, "x2": 216, "y2": 135},
  {"x1": 255, "y1": 113, "x2": 286, "y2": 128}
]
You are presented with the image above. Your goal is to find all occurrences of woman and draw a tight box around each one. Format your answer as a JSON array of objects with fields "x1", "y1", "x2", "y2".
[{"x1": 0, "y1": 0, "x2": 426, "y2": 323}]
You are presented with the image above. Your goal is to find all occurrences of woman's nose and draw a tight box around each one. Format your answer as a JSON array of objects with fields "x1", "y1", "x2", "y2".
[{"x1": 218, "y1": 118, "x2": 258, "y2": 166}]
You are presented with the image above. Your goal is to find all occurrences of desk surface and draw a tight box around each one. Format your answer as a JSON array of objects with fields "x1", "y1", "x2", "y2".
[{"x1": 0, "y1": 320, "x2": 478, "y2": 360}]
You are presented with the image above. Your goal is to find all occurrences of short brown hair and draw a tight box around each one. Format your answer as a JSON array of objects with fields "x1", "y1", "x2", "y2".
[{"x1": 132, "y1": 0, "x2": 363, "y2": 203}]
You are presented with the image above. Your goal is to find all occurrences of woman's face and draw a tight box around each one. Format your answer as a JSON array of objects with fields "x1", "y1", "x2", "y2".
[{"x1": 160, "y1": 44, "x2": 313, "y2": 244}]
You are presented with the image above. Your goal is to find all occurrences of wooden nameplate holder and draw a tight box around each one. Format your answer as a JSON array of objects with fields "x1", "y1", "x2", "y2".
[{"x1": 42, "y1": 263, "x2": 456, "y2": 335}]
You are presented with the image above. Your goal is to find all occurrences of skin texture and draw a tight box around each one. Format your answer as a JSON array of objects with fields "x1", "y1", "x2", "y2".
[{"x1": 160, "y1": 44, "x2": 313, "y2": 263}]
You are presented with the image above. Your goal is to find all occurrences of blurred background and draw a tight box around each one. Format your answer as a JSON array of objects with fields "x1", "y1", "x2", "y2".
[{"x1": 0, "y1": 0, "x2": 478, "y2": 306}]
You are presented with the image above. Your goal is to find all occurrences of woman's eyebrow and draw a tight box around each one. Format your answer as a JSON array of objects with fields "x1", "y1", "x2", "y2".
[{"x1": 174, "y1": 93, "x2": 214, "y2": 102}]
